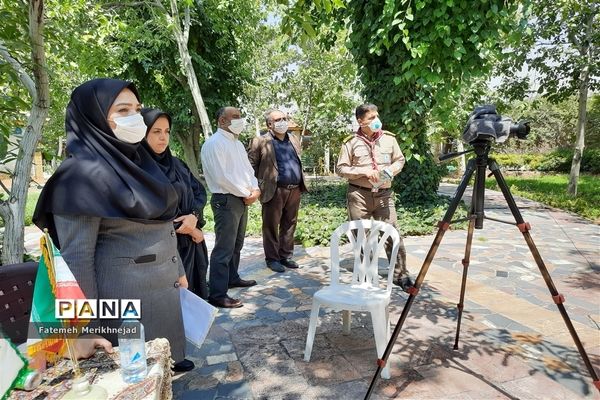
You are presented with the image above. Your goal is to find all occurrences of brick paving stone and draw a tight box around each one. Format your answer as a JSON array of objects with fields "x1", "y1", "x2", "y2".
[
  {"x1": 223, "y1": 361, "x2": 244, "y2": 383},
  {"x1": 207, "y1": 353, "x2": 238, "y2": 365},
  {"x1": 295, "y1": 354, "x2": 362, "y2": 385},
  {"x1": 215, "y1": 381, "x2": 252, "y2": 399}
]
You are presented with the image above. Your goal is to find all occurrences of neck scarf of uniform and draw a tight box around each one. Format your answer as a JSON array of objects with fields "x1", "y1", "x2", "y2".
[
  {"x1": 356, "y1": 127, "x2": 383, "y2": 170},
  {"x1": 33, "y1": 79, "x2": 179, "y2": 247}
]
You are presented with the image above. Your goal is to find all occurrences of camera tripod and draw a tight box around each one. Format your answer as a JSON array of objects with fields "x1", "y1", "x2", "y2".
[{"x1": 365, "y1": 141, "x2": 600, "y2": 399}]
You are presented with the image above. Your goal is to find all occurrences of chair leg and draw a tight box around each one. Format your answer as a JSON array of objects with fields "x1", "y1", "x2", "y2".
[
  {"x1": 342, "y1": 310, "x2": 351, "y2": 335},
  {"x1": 304, "y1": 300, "x2": 321, "y2": 362},
  {"x1": 370, "y1": 308, "x2": 391, "y2": 379}
]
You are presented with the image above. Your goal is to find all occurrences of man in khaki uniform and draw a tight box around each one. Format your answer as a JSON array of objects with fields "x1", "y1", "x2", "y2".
[{"x1": 336, "y1": 103, "x2": 412, "y2": 291}]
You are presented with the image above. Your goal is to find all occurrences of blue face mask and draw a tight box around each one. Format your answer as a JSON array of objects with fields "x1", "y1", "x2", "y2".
[{"x1": 369, "y1": 117, "x2": 382, "y2": 131}]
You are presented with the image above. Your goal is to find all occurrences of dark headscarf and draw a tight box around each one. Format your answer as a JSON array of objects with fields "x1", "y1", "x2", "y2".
[
  {"x1": 33, "y1": 79, "x2": 179, "y2": 247},
  {"x1": 140, "y1": 108, "x2": 206, "y2": 218}
]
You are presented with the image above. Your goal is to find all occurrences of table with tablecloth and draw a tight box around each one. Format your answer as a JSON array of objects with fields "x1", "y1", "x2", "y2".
[{"x1": 8, "y1": 338, "x2": 173, "y2": 400}]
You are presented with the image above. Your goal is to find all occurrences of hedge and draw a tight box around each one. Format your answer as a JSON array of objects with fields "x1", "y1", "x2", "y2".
[{"x1": 462, "y1": 148, "x2": 600, "y2": 174}]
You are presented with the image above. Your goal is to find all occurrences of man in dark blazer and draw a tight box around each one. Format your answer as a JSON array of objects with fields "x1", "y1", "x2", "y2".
[{"x1": 248, "y1": 109, "x2": 308, "y2": 272}]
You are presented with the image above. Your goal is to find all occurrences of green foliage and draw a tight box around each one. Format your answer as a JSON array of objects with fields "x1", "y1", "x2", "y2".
[
  {"x1": 284, "y1": 0, "x2": 524, "y2": 202},
  {"x1": 586, "y1": 95, "x2": 600, "y2": 149},
  {"x1": 397, "y1": 197, "x2": 468, "y2": 236},
  {"x1": 294, "y1": 180, "x2": 348, "y2": 246},
  {"x1": 24, "y1": 190, "x2": 40, "y2": 226},
  {"x1": 101, "y1": 0, "x2": 266, "y2": 170},
  {"x1": 536, "y1": 149, "x2": 600, "y2": 174},
  {"x1": 201, "y1": 180, "x2": 468, "y2": 247},
  {"x1": 242, "y1": 18, "x2": 362, "y2": 175},
  {"x1": 485, "y1": 174, "x2": 600, "y2": 221},
  {"x1": 0, "y1": 0, "x2": 30, "y2": 159},
  {"x1": 394, "y1": 134, "x2": 443, "y2": 204},
  {"x1": 444, "y1": 150, "x2": 600, "y2": 175},
  {"x1": 497, "y1": 1, "x2": 599, "y2": 102},
  {"x1": 0, "y1": 190, "x2": 40, "y2": 228},
  {"x1": 490, "y1": 153, "x2": 545, "y2": 171}
]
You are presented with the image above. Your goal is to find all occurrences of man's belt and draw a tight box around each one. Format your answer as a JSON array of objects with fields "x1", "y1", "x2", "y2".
[
  {"x1": 348, "y1": 182, "x2": 391, "y2": 192},
  {"x1": 277, "y1": 183, "x2": 300, "y2": 189}
]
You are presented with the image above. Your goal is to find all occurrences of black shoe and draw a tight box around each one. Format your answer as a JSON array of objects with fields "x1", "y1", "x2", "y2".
[
  {"x1": 209, "y1": 296, "x2": 243, "y2": 308},
  {"x1": 266, "y1": 260, "x2": 285, "y2": 272},
  {"x1": 394, "y1": 275, "x2": 414, "y2": 292},
  {"x1": 228, "y1": 278, "x2": 257, "y2": 288},
  {"x1": 280, "y1": 258, "x2": 299, "y2": 269},
  {"x1": 172, "y1": 359, "x2": 195, "y2": 372}
]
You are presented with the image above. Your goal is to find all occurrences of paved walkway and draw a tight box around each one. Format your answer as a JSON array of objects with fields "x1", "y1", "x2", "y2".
[{"x1": 23, "y1": 184, "x2": 600, "y2": 399}]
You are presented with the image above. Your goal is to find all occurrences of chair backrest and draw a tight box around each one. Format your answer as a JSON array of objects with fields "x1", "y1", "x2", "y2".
[
  {"x1": 0, "y1": 262, "x2": 37, "y2": 345},
  {"x1": 329, "y1": 219, "x2": 400, "y2": 291}
]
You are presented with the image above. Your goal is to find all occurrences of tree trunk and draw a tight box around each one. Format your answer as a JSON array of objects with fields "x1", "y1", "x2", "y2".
[
  {"x1": 0, "y1": 0, "x2": 49, "y2": 265},
  {"x1": 567, "y1": 70, "x2": 588, "y2": 197},
  {"x1": 176, "y1": 130, "x2": 200, "y2": 179},
  {"x1": 169, "y1": 1, "x2": 212, "y2": 139},
  {"x1": 567, "y1": 7, "x2": 594, "y2": 196},
  {"x1": 324, "y1": 145, "x2": 330, "y2": 174},
  {"x1": 457, "y1": 140, "x2": 466, "y2": 173},
  {"x1": 175, "y1": 105, "x2": 202, "y2": 179}
]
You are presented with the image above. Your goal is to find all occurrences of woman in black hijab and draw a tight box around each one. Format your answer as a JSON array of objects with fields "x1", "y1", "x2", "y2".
[
  {"x1": 33, "y1": 78, "x2": 194, "y2": 372},
  {"x1": 141, "y1": 108, "x2": 209, "y2": 299}
]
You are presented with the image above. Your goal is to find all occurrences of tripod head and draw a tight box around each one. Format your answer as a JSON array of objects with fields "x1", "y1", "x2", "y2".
[{"x1": 439, "y1": 140, "x2": 493, "y2": 163}]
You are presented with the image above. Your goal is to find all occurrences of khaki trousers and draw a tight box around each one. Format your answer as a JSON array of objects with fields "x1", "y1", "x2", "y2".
[{"x1": 346, "y1": 185, "x2": 408, "y2": 280}]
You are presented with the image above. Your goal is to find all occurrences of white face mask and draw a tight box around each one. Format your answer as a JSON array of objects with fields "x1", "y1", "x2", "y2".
[
  {"x1": 369, "y1": 117, "x2": 382, "y2": 131},
  {"x1": 109, "y1": 113, "x2": 147, "y2": 144},
  {"x1": 228, "y1": 118, "x2": 246, "y2": 135},
  {"x1": 273, "y1": 120, "x2": 289, "y2": 134}
]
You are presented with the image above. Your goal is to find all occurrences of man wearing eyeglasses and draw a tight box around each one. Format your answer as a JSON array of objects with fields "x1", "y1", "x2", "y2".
[{"x1": 248, "y1": 109, "x2": 307, "y2": 273}]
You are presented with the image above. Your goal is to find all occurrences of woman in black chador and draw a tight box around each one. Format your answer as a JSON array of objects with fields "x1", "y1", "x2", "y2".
[
  {"x1": 33, "y1": 78, "x2": 194, "y2": 372},
  {"x1": 141, "y1": 108, "x2": 209, "y2": 299}
]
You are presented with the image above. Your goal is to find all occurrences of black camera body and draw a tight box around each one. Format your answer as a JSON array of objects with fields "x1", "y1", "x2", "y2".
[{"x1": 462, "y1": 105, "x2": 530, "y2": 144}]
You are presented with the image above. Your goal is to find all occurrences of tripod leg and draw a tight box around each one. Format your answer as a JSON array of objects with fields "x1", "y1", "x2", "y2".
[
  {"x1": 489, "y1": 162, "x2": 600, "y2": 391},
  {"x1": 454, "y1": 207, "x2": 476, "y2": 350},
  {"x1": 364, "y1": 160, "x2": 477, "y2": 399}
]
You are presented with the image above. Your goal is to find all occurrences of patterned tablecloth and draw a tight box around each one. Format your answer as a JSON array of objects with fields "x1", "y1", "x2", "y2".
[{"x1": 9, "y1": 338, "x2": 173, "y2": 400}]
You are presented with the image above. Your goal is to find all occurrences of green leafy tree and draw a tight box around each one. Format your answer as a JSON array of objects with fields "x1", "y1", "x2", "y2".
[
  {"x1": 586, "y1": 95, "x2": 600, "y2": 149},
  {"x1": 100, "y1": 0, "x2": 265, "y2": 175},
  {"x1": 0, "y1": 0, "x2": 49, "y2": 264},
  {"x1": 241, "y1": 18, "x2": 362, "y2": 174},
  {"x1": 497, "y1": 1, "x2": 599, "y2": 196},
  {"x1": 284, "y1": 0, "x2": 524, "y2": 203},
  {"x1": 287, "y1": 33, "x2": 362, "y2": 173}
]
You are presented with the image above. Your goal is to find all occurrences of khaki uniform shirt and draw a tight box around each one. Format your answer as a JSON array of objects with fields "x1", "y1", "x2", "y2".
[{"x1": 336, "y1": 131, "x2": 405, "y2": 189}]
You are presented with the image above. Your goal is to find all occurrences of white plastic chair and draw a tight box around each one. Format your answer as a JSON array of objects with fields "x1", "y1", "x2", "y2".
[{"x1": 303, "y1": 219, "x2": 400, "y2": 379}]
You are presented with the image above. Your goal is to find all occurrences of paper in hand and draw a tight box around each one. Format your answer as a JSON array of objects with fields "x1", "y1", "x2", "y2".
[{"x1": 179, "y1": 288, "x2": 218, "y2": 348}]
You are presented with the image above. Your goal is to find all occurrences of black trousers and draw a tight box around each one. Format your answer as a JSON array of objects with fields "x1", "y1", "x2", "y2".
[
  {"x1": 209, "y1": 193, "x2": 247, "y2": 300},
  {"x1": 261, "y1": 187, "x2": 301, "y2": 261}
]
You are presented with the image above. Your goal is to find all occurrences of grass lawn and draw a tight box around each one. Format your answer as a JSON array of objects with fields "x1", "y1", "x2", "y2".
[
  {"x1": 0, "y1": 190, "x2": 41, "y2": 228},
  {"x1": 484, "y1": 173, "x2": 600, "y2": 222}
]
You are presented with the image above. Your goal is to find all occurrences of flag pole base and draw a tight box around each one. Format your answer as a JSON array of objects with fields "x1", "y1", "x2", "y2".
[{"x1": 62, "y1": 376, "x2": 108, "y2": 400}]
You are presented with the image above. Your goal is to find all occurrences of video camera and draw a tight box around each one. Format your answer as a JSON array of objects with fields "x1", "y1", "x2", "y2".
[{"x1": 462, "y1": 105, "x2": 530, "y2": 144}]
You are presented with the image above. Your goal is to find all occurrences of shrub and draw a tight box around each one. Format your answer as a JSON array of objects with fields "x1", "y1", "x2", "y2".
[
  {"x1": 197, "y1": 180, "x2": 470, "y2": 248},
  {"x1": 537, "y1": 149, "x2": 572, "y2": 172},
  {"x1": 464, "y1": 149, "x2": 600, "y2": 174}
]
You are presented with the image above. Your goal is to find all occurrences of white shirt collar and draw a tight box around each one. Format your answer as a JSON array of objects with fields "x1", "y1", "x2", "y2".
[{"x1": 216, "y1": 127, "x2": 238, "y2": 141}]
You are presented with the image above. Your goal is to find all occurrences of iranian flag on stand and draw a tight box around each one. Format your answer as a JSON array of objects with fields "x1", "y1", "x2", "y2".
[{"x1": 26, "y1": 231, "x2": 87, "y2": 363}]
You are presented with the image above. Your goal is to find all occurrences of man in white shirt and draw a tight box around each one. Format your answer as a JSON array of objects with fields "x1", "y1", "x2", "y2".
[{"x1": 201, "y1": 106, "x2": 261, "y2": 308}]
